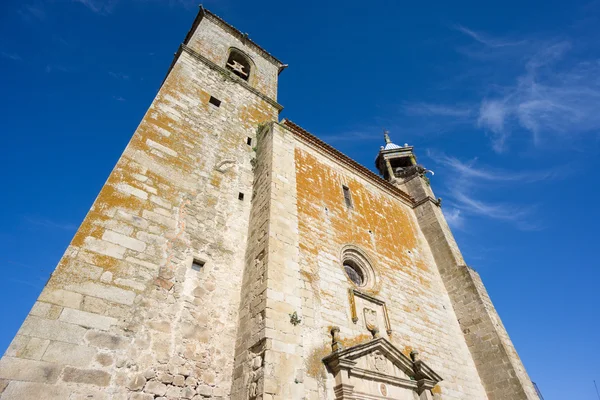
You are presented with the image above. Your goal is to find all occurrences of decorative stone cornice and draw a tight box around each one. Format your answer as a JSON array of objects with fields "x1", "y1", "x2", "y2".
[
  {"x1": 280, "y1": 120, "x2": 415, "y2": 207},
  {"x1": 413, "y1": 196, "x2": 442, "y2": 208}
]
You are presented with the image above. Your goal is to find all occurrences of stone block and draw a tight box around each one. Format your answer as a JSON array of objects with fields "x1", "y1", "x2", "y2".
[
  {"x1": 144, "y1": 381, "x2": 167, "y2": 396},
  {"x1": 157, "y1": 372, "x2": 173, "y2": 383},
  {"x1": 173, "y1": 374, "x2": 185, "y2": 386},
  {"x1": 166, "y1": 385, "x2": 182, "y2": 397},
  {"x1": 42, "y1": 341, "x2": 96, "y2": 367},
  {"x1": 130, "y1": 393, "x2": 154, "y2": 400},
  {"x1": 196, "y1": 384, "x2": 212, "y2": 396},
  {"x1": 18, "y1": 337, "x2": 50, "y2": 360},
  {"x1": 67, "y1": 281, "x2": 136, "y2": 305},
  {"x1": 0, "y1": 357, "x2": 62, "y2": 383},
  {"x1": 115, "y1": 183, "x2": 148, "y2": 200},
  {"x1": 114, "y1": 278, "x2": 146, "y2": 291},
  {"x1": 127, "y1": 373, "x2": 147, "y2": 391},
  {"x1": 59, "y1": 307, "x2": 117, "y2": 330},
  {"x1": 102, "y1": 230, "x2": 147, "y2": 252},
  {"x1": 85, "y1": 331, "x2": 130, "y2": 350},
  {"x1": 38, "y1": 289, "x2": 83, "y2": 309},
  {"x1": 0, "y1": 381, "x2": 70, "y2": 399},
  {"x1": 62, "y1": 367, "x2": 111, "y2": 386},
  {"x1": 30, "y1": 302, "x2": 62, "y2": 320},
  {"x1": 20, "y1": 316, "x2": 87, "y2": 344},
  {"x1": 83, "y1": 237, "x2": 127, "y2": 259}
]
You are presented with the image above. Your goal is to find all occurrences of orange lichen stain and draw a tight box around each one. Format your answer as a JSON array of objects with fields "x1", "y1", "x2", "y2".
[
  {"x1": 77, "y1": 250, "x2": 120, "y2": 272},
  {"x1": 239, "y1": 104, "x2": 272, "y2": 129},
  {"x1": 431, "y1": 385, "x2": 442, "y2": 395},
  {"x1": 306, "y1": 344, "x2": 330, "y2": 380},
  {"x1": 295, "y1": 148, "x2": 423, "y2": 295},
  {"x1": 339, "y1": 334, "x2": 372, "y2": 349},
  {"x1": 402, "y1": 346, "x2": 413, "y2": 358},
  {"x1": 210, "y1": 172, "x2": 222, "y2": 188}
]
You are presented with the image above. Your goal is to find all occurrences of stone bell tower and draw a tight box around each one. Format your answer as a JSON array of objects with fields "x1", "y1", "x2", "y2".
[
  {"x1": 375, "y1": 132, "x2": 540, "y2": 400},
  {"x1": 0, "y1": 7, "x2": 286, "y2": 399}
]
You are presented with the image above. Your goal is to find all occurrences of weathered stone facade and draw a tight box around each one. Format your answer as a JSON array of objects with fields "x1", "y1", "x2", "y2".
[{"x1": 0, "y1": 7, "x2": 537, "y2": 400}]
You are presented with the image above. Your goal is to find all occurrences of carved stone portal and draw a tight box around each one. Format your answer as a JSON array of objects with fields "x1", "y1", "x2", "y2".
[{"x1": 323, "y1": 336, "x2": 442, "y2": 400}]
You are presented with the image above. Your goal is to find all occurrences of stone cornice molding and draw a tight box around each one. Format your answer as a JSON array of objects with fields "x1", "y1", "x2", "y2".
[
  {"x1": 413, "y1": 196, "x2": 442, "y2": 208},
  {"x1": 280, "y1": 120, "x2": 415, "y2": 207}
]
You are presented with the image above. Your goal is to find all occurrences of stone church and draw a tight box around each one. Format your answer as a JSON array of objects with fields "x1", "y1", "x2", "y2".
[{"x1": 0, "y1": 7, "x2": 539, "y2": 400}]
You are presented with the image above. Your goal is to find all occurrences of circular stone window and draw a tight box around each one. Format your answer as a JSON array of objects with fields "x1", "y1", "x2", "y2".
[
  {"x1": 340, "y1": 245, "x2": 376, "y2": 289},
  {"x1": 344, "y1": 261, "x2": 364, "y2": 286}
]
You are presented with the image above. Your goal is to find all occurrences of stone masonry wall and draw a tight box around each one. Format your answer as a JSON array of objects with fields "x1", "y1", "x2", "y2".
[
  {"x1": 404, "y1": 175, "x2": 539, "y2": 400},
  {"x1": 290, "y1": 134, "x2": 490, "y2": 400},
  {"x1": 231, "y1": 123, "x2": 305, "y2": 400},
  {"x1": 0, "y1": 14, "x2": 279, "y2": 400}
]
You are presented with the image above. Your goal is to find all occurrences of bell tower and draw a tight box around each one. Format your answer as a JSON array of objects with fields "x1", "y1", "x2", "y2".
[
  {"x1": 375, "y1": 131, "x2": 436, "y2": 206},
  {"x1": 375, "y1": 132, "x2": 539, "y2": 400}
]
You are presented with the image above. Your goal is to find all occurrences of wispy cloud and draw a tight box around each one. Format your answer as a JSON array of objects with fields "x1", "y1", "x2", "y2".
[
  {"x1": 18, "y1": 3, "x2": 46, "y2": 22},
  {"x1": 1, "y1": 52, "x2": 22, "y2": 62},
  {"x1": 443, "y1": 207, "x2": 465, "y2": 230},
  {"x1": 455, "y1": 25, "x2": 527, "y2": 48},
  {"x1": 109, "y1": 71, "x2": 129, "y2": 80},
  {"x1": 45, "y1": 64, "x2": 72, "y2": 73},
  {"x1": 428, "y1": 151, "x2": 569, "y2": 182},
  {"x1": 24, "y1": 216, "x2": 77, "y2": 231},
  {"x1": 73, "y1": 0, "x2": 118, "y2": 15},
  {"x1": 477, "y1": 99, "x2": 508, "y2": 152},
  {"x1": 428, "y1": 151, "x2": 569, "y2": 230},
  {"x1": 403, "y1": 103, "x2": 472, "y2": 117},
  {"x1": 408, "y1": 25, "x2": 600, "y2": 153},
  {"x1": 113, "y1": 96, "x2": 126, "y2": 102},
  {"x1": 320, "y1": 129, "x2": 380, "y2": 143}
]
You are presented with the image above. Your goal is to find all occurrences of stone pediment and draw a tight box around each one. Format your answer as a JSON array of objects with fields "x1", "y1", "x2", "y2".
[{"x1": 323, "y1": 334, "x2": 442, "y2": 400}]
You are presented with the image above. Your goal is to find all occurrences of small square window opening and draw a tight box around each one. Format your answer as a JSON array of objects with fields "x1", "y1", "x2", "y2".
[
  {"x1": 209, "y1": 96, "x2": 221, "y2": 107},
  {"x1": 247, "y1": 137, "x2": 252, "y2": 146},
  {"x1": 342, "y1": 185, "x2": 353, "y2": 208},
  {"x1": 238, "y1": 192, "x2": 244, "y2": 201},
  {"x1": 192, "y1": 259, "x2": 205, "y2": 272}
]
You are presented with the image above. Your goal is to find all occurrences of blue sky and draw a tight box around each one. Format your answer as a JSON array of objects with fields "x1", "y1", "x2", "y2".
[{"x1": 1, "y1": 0, "x2": 599, "y2": 398}]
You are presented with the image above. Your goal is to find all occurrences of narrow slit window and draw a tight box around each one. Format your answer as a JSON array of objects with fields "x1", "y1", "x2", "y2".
[
  {"x1": 342, "y1": 185, "x2": 353, "y2": 208},
  {"x1": 192, "y1": 259, "x2": 205, "y2": 272},
  {"x1": 238, "y1": 192, "x2": 245, "y2": 201},
  {"x1": 247, "y1": 137, "x2": 252, "y2": 146},
  {"x1": 209, "y1": 96, "x2": 221, "y2": 107}
]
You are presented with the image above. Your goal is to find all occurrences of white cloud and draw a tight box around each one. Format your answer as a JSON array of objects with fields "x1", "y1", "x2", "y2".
[
  {"x1": 443, "y1": 207, "x2": 465, "y2": 229},
  {"x1": 73, "y1": 0, "x2": 117, "y2": 15},
  {"x1": 109, "y1": 71, "x2": 130, "y2": 80},
  {"x1": 1, "y1": 52, "x2": 22, "y2": 61},
  {"x1": 24, "y1": 216, "x2": 77, "y2": 231},
  {"x1": 427, "y1": 151, "x2": 569, "y2": 230},
  {"x1": 409, "y1": 26, "x2": 600, "y2": 152},
  {"x1": 477, "y1": 99, "x2": 509, "y2": 152},
  {"x1": 455, "y1": 25, "x2": 527, "y2": 48},
  {"x1": 428, "y1": 151, "x2": 568, "y2": 182},
  {"x1": 404, "y1": 103, "x2": 472, "y2": 117}
]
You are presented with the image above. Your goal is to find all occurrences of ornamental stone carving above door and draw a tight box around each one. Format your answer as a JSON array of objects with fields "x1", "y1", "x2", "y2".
[{"x1": 323, "y1": 328, "x2": 442, "y2": 400}]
